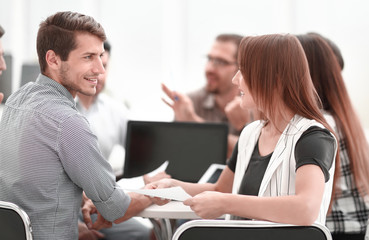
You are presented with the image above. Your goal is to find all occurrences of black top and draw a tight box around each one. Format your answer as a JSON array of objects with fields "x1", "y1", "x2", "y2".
[{"x1": 227, "y1": 126, "x2": 335, "y2": 196}]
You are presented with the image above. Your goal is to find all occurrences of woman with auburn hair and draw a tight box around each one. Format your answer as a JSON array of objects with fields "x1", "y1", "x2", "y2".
[
  {"x1": 297, "y1": 33, "x2": 369, "y2": 240},
  {"x1": 149, "y1": 34, "x2": 338, "y2": 225}
]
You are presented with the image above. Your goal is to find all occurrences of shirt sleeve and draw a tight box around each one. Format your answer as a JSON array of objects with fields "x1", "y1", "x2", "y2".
[
  {"x1": 227, "y1": 140, "x2": 239, "y2": 172},
  {"x1": 295, "y1": 126, "x2": 335, "y2": 182},
  {"x1": 57, "y1": 113, "x2": 131, "y2": 222}
]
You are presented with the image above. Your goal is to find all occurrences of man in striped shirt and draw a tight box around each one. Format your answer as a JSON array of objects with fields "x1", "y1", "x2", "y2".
[{"x1": 0, "y1": 11, "x2": 152, "y2": 240}]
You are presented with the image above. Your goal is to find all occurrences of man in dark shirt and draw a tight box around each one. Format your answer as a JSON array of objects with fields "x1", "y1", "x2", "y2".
[{"x1": 161, "y1": 34, "x2": 256, "y2": 158}]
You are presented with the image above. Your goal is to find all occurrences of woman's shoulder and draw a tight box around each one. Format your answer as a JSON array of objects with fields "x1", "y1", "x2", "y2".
[
  {"x1": 240, "y1": 120, "x2": 264, "y2": 133},
  {"x1": 238, "y1": 120, "x2": 265, "y2": 143}
]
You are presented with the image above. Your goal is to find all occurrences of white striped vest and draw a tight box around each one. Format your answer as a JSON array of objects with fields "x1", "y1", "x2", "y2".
[{"x1": 229, "y1": 114, "x2": 337, "y2": 224}]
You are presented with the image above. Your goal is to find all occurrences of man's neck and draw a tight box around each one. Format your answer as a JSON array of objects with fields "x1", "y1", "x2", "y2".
[{"x1": 77, "y1": 93, "x2": 97, "y2": 110}]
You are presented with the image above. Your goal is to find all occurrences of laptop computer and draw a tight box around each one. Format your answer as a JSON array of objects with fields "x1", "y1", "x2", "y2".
[
  {"x1": 123, "y1": 120, "x2": 228, "y2": 183},
  {"x1": 198, "y1": 164, "x2": 226, "y2": 184}
]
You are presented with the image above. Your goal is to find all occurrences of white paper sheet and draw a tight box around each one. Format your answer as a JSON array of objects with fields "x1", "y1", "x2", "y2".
[
  {"x1": 124, "y1": 186, "x2": 192, "y2": 202},
  {"x1": 116, "y1": 160, "x2": 170, "y2": 190}
]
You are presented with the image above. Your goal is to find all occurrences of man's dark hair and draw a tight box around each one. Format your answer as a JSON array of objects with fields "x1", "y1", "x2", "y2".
[
  {"x1": 216, "y1": 33, "x2": 243, "y2": 60},
  {"x1": 37, "y1": 11, "x2": 106, "y2": 73}
]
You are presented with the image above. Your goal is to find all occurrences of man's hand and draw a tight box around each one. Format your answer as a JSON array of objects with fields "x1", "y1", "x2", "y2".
[
  {"x1": 92, "y1": 213, "x2": 112, "y2": 231},
  {"x1": 0, "y1": 92, "x2": 3, "y2": 104},
  {"x1": 224, "y1": 96, "x2": 250, "y2": 131},
  {"x1": 78, "y1": 221, "x2": 105, "y2": 240},
  {"x1": 81, "y1": 194, "x2": 96, "y2": 229},
  {"x1": 161, "y1": 83, "x2": 203, "y2": 122},
  {"x1": 81, "y1": 193, "x2": 112, "y2": 230}
]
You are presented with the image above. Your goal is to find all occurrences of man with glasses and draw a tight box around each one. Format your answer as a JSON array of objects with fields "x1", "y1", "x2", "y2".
[{"x1": 162, "y1": 34, "x2": 253, "y2": 157}]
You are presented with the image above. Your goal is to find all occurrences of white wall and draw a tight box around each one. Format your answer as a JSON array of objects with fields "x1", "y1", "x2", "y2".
[{"x1": 1, "y1": 0, "x2": 369, "y2": 126}]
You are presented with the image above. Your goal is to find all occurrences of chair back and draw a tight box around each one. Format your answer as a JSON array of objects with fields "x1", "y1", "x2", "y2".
[
  {"x1": 0, "y1": 200, "x2": 33, "y2": 240},
  {"x1": 172, "y1": 219, "x2": 332, "y2": 240}
]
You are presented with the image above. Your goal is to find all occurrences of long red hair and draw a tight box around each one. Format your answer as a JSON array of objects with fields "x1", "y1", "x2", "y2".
[
  {"x1": 238, "y1": 34, "x2": 340, "y2": 210},
  {"x1": 297, "y1": 33, "x2": 369, "y2": 198},
  {"x1": 238, "y1": 34, "x2": 329, "y2": 129}
]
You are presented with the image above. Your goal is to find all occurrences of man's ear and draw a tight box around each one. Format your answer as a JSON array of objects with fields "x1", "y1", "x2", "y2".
[{"x1": 45, "y1": 50, "x2": 61, "y2": 70}]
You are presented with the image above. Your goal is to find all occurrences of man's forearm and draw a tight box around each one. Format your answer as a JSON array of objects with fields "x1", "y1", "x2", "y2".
[{"x1": 114, "y1": 192, "x2": 152, "y2": 224}]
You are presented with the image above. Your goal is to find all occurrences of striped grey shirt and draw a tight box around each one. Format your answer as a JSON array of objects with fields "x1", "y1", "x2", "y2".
[{"x1": 0, "y1": 74, "x2": 131, "y2": 240}]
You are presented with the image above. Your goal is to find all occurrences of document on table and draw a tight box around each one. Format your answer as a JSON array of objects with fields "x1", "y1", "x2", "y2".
[
  {"x1": 117, "y1": 161, "x2": 169, "y2": 190},
  {"x1": 124, "y1": 186, "x2": 192, "y2": 202}
]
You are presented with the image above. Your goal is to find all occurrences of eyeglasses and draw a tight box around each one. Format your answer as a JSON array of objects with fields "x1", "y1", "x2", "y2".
[{"x1": 206, "y1": 55, "x2": 237, "y2": 67}]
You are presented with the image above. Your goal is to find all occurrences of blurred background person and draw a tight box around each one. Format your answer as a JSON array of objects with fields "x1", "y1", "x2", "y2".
[
  {"x1": 162, "y1": 33, "x2": 256, "y2": 158},
  {"x1": 77, "y1": 41, "x2": 129, "y2": 176},
  {"x1": 77, "y1": 40, "x2": 168, "y2": 240},
  {"x1": 297, "y1": 32, "x2": 369, "y2": 240}
]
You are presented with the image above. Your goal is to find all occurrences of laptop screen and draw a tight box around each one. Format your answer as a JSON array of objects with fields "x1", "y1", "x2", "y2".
[{"x1": 123, "y1": 120, "x2": 228, "y2": 183}]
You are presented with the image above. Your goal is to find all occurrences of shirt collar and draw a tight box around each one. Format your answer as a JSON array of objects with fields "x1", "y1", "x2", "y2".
[
  {"x1": 202, "y1": 91, "x2": 216, "y2": 109},
  {"x1": 36, "y1": 74, "x2": 76, "y2": 107}
]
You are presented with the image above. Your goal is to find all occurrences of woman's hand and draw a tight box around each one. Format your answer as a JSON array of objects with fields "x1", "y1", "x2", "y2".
[
  {"x1": 145, "y1": 178, "x2": 176, "y2": 205},
  {"x1": 184, "y1": 191, "x2": 226, "y2": 219},
  {"x1": 143, "y1": 171, "x2": 171, "y2": 185}
]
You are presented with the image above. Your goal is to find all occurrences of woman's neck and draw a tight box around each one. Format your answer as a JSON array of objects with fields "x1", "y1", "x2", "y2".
[
  {"x1": 264, "y1": 103, "x2": 295, "y2": 133},
  {"x1": 258, "y1": 108, "x2": 295, "y2": 156}
]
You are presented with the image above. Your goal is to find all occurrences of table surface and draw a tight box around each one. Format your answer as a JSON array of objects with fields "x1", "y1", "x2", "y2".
[{"x1": 137, "y1": 201, "x2": 200, "y2": 219}]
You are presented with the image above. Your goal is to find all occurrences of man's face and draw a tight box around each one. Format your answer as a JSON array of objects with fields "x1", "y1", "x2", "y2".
[
  {"x1": 57, "y1": 32, "x2": 105, "y2": 97},
  {"x1": 0, "y1": 39, "x2": 7, "y2": 76},
  {"x1": 205, "y1": 40, "x2": 238, "y2": 94}
]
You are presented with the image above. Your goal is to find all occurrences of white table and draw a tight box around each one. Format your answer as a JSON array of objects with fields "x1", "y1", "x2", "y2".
[
  {"x1": 138, "y1": 201, "x2": 199, "y2": 219},
  {"x1": 137, "y1": 201, "x2": 200, "y2": 240}
]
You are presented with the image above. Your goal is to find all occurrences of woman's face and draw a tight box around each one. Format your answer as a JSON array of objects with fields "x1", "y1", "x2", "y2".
[{"x1": 232, "y1": 70, "x2": 256, "y2": 109}]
